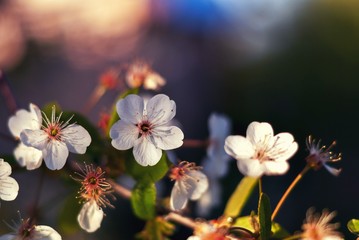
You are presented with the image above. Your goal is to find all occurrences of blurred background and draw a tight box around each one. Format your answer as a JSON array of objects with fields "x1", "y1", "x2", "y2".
[{"x1": 0, "y1": 0, "x2": 358, "y2": 239}]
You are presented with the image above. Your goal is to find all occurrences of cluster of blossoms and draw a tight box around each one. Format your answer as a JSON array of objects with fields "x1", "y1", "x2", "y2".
[{"x1": 0, "y1": 63, "x2": 349, "y2": 239}]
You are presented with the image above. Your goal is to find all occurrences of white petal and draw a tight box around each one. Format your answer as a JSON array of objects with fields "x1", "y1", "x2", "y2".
[
  {"x1": 151, "y1": 126, "x2": 184, "y2": 150},
  {"x1": 237, "y1": 159, "x2": 265, "y2": 177},
  {"x1": 8, "y1": 104, "x2": 42, "y2": 138},
  {"x1": 208, "y1": 113, "x2": 231, "y2": 142},
  {"x1": 62, "y1": 124, "x2": 91, "y2": 154},
  {"x1": 42, "y1": 141, "x2": 69, "y2": 170},
  {"x1": 77, "y1": 201, "x2": 104, "y2": 233},
  {"x1": 185, "y1": 170, "x2": 209, "y2": 200},
  {"x1": 224, "y1": 135, "x2": 255, "y2": 160},
  {"x1": 110, "y1": 121, "x2": 138, "y2": 150},
  {"x1": 116, "y1": 94, "x2": 144, "y2": 124},
  {"x1": 263, "y1": 161, "x2": 289, "y2": 175},
  {"x1": 133, "y1": 137, "x2": 162, "y2": 166},
  {"x1": 170, "y1": 181, "x2": 188, "y2": 211},
  {"x1": 270, "y1": 133, "x2": 298, "y2": 162},
  {"x1": 20, "y1": 129, "x2": 48, "y2": 150},
  {"x1": 187, "y1": 236, "x2": 201, "y2": 240},
  {"x1": 196, "y1": 179, "x2": 221, "y2": 216},
  {"x1": 14, "y1": 143, "x2": 43, "y2": 170},
  {"x1": 0, "y1": 176, "x2": 19, "y2": 201},
  {"x1": 146, "y1": 94, "x2": 176, "y2": 125},
  {"x1": 33, "y1": 225, "x2": 62, "y2": 240},
  {"x1": 202, "y1": 156, "x2": 228, "y2": 178},
  {"x1": 246, "y1": 122, "x2": 273, "y2": 146},
  {"x1": 0, "y1": 159, "x2": 11, "y2": 178},
  {"x1": 0, "y1": 234, "x2": 16, "y2": 240}
]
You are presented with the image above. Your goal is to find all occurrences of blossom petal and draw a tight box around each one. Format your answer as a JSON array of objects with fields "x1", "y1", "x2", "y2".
[
  {"x1": 146, "y1": 94, "x2": 176, "y2": 125},
  {"x1": 202, "y1": 156, "x2": 228, "y2": 178},
  {"x1": 263, "y1": 161, "x2": 289, "y2": 175},
  {"x1": 14, "y1": 143, "x2": 43, "y2": 170},
  {"x1": 186, "y1": 170, "x2": 209, "y2": 200},
  {"x1": 143, "y1": 73, "x2": 166, "y2": 90},
  {"x1": 0, "y1": 159, "x2": 11, "y2": 178},
  {"x1": 224, "y1": 135, "x2": 254, "y2": 160},
  {"x1": 151, "y1": 126, "x2": 184, "y2": 150},
  {"x1": 20, "y1": 129, "x2": 48, "y2": 150},
  {"x1": 77, "y1": 201, "x2": 104, "y2": 233},
  {"x1": 0, "y1": 176, "x2": 19, "y2": 201},
  {"x1": 42, "y1": 141, "x2": 69, "y2": 170},
  {"x1": 110, "y1": 121, "x2": 138, "y2": 150},
  {"x1": 207, "y1": 113, "x2": 231, "y2": 159},
  {"x1": 62, "y1": 124, "x2": 91, "y2": 154},
  {"x1": 170, "y1": 181, "x2": 188, "y2": 211},
  {"x1": 237, "y1": 159, "x2": 264, "y2": 177},
  {"x1": 270, "y1": 133, "x2": 298, "y2": 162},
  {"x1": 8, "y1": 103, "x2": 42, "y2": 138},
  {"x1": 246, "y1": 121, "x2": 273, "y2": 146},
  {"x1": 0, "y1": 234, "x2": 16, "y2": 240},
  {"x1": 116, "y1": 94, "x2": 144, "y2": 124},
  {"x1": 33, "y1": 225, "x2": 62, "y2": 240},
  {"x1": 133, "y1": 137, "x2": 162, "y2": 166}
]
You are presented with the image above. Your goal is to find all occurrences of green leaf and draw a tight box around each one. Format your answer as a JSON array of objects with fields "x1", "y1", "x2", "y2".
[
  {"x1": 58, "y1": 193, "x2": 82, "y2": 234},
  {"x1": 107, "y1": 87, "x2": 139, "y2": 136},
  {"x1": 232, "y1": 216, "x2": 289, "y2": 239},
  {"x1": 125, "y1": 151, "x2": 171, "y2": 182},
  {"x1": 131, "y1": 181, "x2": 156, "y2": 220},
  {"x1": 224, "y1": 177, "x2": 258, "y2": 217},
  {"x1": 136, "y1": 217, "x2": 175, "y2": 240},
  {"x1": 348, "y1": 219, "x2": 359, "y2": 235},
  {"x1": 258, "y1": 193, "x2": 271, "y2": 240}
]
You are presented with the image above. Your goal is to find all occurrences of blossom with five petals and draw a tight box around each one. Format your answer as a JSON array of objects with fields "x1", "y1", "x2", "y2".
[
  {"x1": 0, "y1": 159, "x2": 19, "y2": 202},
  {"x1": 8, "y1": 103, "x2": 43, "y2": 170},
  {"x1": 20, "y1": 106, "x2": 92, "y2": 170},
  {"x1": 110, "y1": 94, "x2": 184, "y2": 166},
  {"x1": 224, "y1": 121, "x2": 298, "y2": 177},
  {"x1": 169, "y1": 161, "x2": 209, "y2": 211}
]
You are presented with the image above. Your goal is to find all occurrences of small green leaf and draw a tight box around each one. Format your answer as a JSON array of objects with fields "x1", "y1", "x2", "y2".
[
  {"x1": 125, "y1": 151, "x2": 170, "y2": 182},
  {"x1": 58, "y1": 193, "x2": 82, "y2": 234},
  {"x1": 258, "y1": 193, "x2": 271, "y2": 240},
  {"x1": 348, "y1": 219, "x2": 359, "y2": 235},
  {"x1": 271, "y1": 222, "x2": 290, "y2": 239},
  {"x1": 131, "y1": 182, "x2": 156, "y2": 220},
  {"x1": 224, "y1": 177, "x2": 258, "y2": 217}
]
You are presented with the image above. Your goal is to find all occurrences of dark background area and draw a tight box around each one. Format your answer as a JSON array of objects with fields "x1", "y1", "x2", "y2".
[{"x1": 0, "y1": 0, "x2": 358, "y2": 239}]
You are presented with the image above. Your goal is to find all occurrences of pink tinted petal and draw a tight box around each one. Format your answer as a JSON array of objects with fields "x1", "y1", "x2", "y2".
[
  {"x1": 237, "y1": 159, "x2": 264, "y2": 177},
  {"x1": 14, "y1": 143, "x2": 43, "y2": 170},
  {"x1": 146, "y1": 94, "x2": 176, "y2": 125},
  {"x1": 143, "y1": 72, "x2": 166, "y2": 90},
  {"x1": 0, "y1": 159, "x2": 11, "y2": 178},
  {"x1": 62, "y1": 124, "x2": 91, "y2": 154},
  {"x1": 323, "y1": 164, "x2": 342, "y2": 176},
  {"x1": 116, "y1": 94, "x2": 144, "y2": 124},
  {"x1": 170, "y1": 181, "x2": 188, "y2": 211},
  {"x1": 133, "y1": 137, "x2": 162, "y2": 166},
  {"x1": 185, "y1": 170, "x2": 209, "y2": 200},
  {"x1": 246, "y1": 122, "x2": 273, "y2": 146},
  {"x1": 33, "y1": 225, "x2": 62, "y2": 240},
  {"x1": 224, "y1": 135, "x2": 254, "y2": 160},
  {"x1": 110, "y1": 121, "x2": 138, "y2": 150},
  {"x1": 77, "y1": 201, "x2": 104, "y2": 233},
  {"x1": 43, "y1": 141, "x2": 69, "y2": 170},
  {"x1": 0, "y1": 176, "x2": 19, "y2": 201},
  {"x1": 20, "y1": 129, "x2": 48, "y2": 150},
  {"x1": 151, "y1": 126, "x2": 184, "y2": 150},
  {"x1": 263, "y1": 161, "x2": 289, "y2": 175}
]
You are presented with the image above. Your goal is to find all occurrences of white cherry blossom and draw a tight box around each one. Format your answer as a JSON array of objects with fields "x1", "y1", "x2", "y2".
[
  {"x1": 169, "y1": 162, "x2": 209, "y2": 211},
  {"x1": 224, "y1": 121, "x2": 298, "y2": 177},
  {"x1": 8, "y1": 103, "x2": 43, "y2": 170},
  {"x1": 110, "y1": 94, "x2": 184, "y2": 166},
  {"x1": 0, "y1": 159, "x2": 19, "y2": 202},
  {"x1": 0, "y1": 217, "x2": 61, "y2": 240},
  {"x1": 20, "y1": 106, "x2": 91, "y2": 170},
  {"x1": 77, "y1": 200, "x2": 104, "y2": 233}
]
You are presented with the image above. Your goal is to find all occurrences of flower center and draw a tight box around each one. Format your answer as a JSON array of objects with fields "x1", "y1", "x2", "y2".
[
  {"x1": 141, "y1": 123, "x2": 150, "y2": 132},
  {"x1": 89, "y1": 176, "x2": 97, "y2": 185}
]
